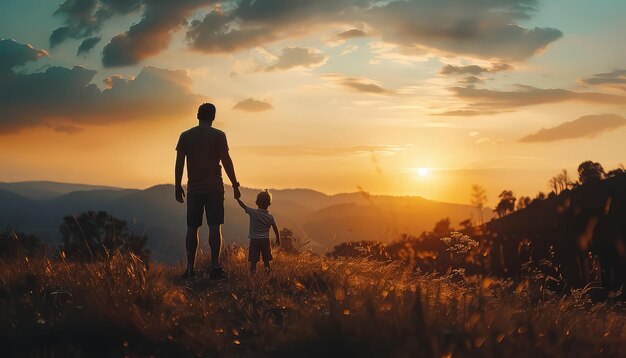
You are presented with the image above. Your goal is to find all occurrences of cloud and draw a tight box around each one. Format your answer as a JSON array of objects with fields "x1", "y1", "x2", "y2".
[
  {"x1": 50, "y1": 0, "x2": 142, "y2": 47},
  {"x1": 0, "y1": 41, "x2": 203, "y2": 134},
  {"x1": 433, "y1": 109, "x2": 501, "y2": 117},
  {"x1": 580, "y1": 69, "x2": 626, "y2": 89},
  {"x1": 324, "y1": 74, "x2": 393, "y2": 95},
  {"x1": 440, "y1": 63, "x2": 512, "y2": 76},
  {"x1": 48, "y1": 0, "x2": 563, "y2": 65},
  {"x1": 77, "y1": 37, "x2": 101, "y2": 55},
  {"x1": 103, "y1": 1, "x2": 213, "y2": 67},
  {"x1": 265, "y1": 47, "x2": 327, "y2": 71},
  {"x1": 237, "y1": 145, "x2": 406, "y2": 157},
  {"x1": 186, "y1": 0, "x2": 561, "y2": 61},
  {"x1": 520, "y1": 114, "x2": 626, "y2": 142},
  {"x1": 232, "y1": 98, "x2": 273, "y2": 112},
  {"x1": 451, "y1": 84, "x2": 626, "y2": 108},
  {"x1": 46, "y1": 123, "x2": 84, "y2": 134},
  {"x1": 0, "y1": 39, "x2": 48, "y2": 71},
  {"x1": 334, "y1": 28, "x2": 368, "y2": 40}
]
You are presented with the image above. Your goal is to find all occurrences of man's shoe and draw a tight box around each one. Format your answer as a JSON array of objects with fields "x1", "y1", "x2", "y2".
[
  {"x1": 209, "y1": 267, "x2": 228, "y2": 280},
  {"x1": 181, "y1": 269, "x2": 196, "y2": 279}
]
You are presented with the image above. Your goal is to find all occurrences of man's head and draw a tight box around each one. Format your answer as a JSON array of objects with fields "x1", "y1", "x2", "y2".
[
  {"x1": 256, "y1": 189, "x2": 272, "y2": 209},
  {"x1": 197, "y1": 103, "x2": 216, "y2": 122}
]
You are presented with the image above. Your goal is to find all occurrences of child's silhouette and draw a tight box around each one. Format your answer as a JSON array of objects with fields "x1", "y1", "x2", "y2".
[{"x1": 236, "y1": 190, "x2": 280, "y2": 273}]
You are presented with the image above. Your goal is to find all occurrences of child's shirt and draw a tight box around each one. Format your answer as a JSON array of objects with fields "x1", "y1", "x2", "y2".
[{"x1": 244, "y1": 206, "x2": 276, "y2": 239}]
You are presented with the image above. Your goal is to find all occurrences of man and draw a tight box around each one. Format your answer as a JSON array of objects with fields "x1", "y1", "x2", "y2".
[{"x1": 175, "y1": 103, "x2": 241, "y2": 279}]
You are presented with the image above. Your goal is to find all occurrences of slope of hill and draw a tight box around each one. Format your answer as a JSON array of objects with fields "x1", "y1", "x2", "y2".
[
  {"x1": 486, "y1": 173, "x2": 626, "y2": 290},
  {"x1": 0, "y1": 181, "x2": 122, "y2": 200},
  {"x1": 0, "y1": 181, "x2": 493, "y2": 262}
]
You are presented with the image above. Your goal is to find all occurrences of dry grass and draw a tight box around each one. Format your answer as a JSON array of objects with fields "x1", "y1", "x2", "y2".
[{"x1": 1, "y1": 248, "x2": 625, "y2": 357}]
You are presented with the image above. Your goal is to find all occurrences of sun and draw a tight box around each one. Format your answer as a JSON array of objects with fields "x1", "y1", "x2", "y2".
[{"x1": 416, "y1": 167, "x2": 430, "y2": 177}]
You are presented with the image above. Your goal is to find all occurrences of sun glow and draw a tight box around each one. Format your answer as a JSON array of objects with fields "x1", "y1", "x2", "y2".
[{"x1": 416, "y1": 167, "x2": 430, "y2": 177}]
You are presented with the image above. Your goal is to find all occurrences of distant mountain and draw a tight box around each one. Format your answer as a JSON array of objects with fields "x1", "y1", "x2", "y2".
[
  {"x1": 0, "y1": 181, "x2": 122, "y2": 200},
  {"x1": 0, "y1": 181, "x2": 493, "y2": 262}
]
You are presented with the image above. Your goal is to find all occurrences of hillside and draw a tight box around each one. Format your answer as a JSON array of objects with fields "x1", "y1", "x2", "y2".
[
  {"x1": 0, "y1": 181, "x2": 494, "y2": 262},
  {"x1": 486, "y1": 173, "x2": 626, "y2": 290},
  {"x1": 1, "y1": 252, "x2": 624, "y2": 357}
]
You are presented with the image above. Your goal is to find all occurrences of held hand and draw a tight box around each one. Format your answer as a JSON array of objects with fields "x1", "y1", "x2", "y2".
[
  {"x1": 175, "y1": 185, "x2": 185, "y2": 203},
  {"x1": 233, "y1": 186, "x2": 241, "y2": 200},
  {"x1": 276, "y1": 239, "x2": 281, "y2": 246}
]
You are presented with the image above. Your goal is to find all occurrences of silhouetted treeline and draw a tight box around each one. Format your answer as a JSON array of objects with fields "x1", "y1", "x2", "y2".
[
  {"x1": 0, "y1": 212, "x2": 150, "y2": 263},
  {"x1": 487, "y1": 168, "x2": 626, "y2": 296}
]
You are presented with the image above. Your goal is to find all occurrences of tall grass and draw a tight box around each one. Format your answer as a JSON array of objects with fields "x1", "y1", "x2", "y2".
[{"x1": 1, "y1": 248, "x2": 624, "y2": 357}]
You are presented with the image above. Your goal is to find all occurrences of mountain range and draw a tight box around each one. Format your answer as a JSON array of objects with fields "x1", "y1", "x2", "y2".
[{"x1": 0, "y1": 181, "x2": 493, "y2": 262}]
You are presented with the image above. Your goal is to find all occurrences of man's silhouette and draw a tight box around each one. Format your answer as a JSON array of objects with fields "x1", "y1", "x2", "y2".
[{"x1": 175, "y1": 103, "x2": 241, "y2": 279}]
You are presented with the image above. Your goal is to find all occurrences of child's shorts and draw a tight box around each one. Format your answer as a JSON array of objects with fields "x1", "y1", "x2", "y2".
[{"x1": 248, "y1": 238, "x2": 273, "y2": 263}]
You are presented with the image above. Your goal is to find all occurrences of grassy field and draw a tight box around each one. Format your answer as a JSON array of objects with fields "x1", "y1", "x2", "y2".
[{"x1": 1, "y1": 248, "x2": 625, "y2": 357}]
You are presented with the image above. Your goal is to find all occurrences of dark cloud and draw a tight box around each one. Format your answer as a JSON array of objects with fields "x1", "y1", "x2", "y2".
[
  {"x1": 77, "y1": 37, "x2": 101, "y2": 55},
  {"x1": 50, "y1": 0, "x2": 143, "y2": 47},
  {"x1": 451, "y1": 84, "x2": 626, "y2": 108},
  {"x1": 186, "y1": 0, "x2": 560, "y2": 61},
  {"x1": 334, "y1": 29, "x2": 368, "y2": 40},
  {"x1": 265, "y1": 47, "x2": 327, "y2": 71},
  {"x1": 520, "y1": 114, "x2": 626, "y2": 142},
  {"x1": 0, "y1": 41, "x2": 202, "y2": 134},
  {"x1": 46, "y1": 123, "x2": 84, "y2": 134},
  {"x1": 47, "y1": 0, "x2": 563, "y2": 65},
  {"x1": 50, "y1": 0, "x2": 142, "y2": 47},
  {"x1": 102, "y1": 0, "x2": 214, "y2": 67},
  {"x1": 0, "y1": 39, "x2": 48, "y2": 71},
  {"x1": 367, "y1": 0, "x2": 562, "y2": 60},
  {"x1": 440, "y1": 63, "x2": 512, "y2": 76},
  {"x1": 324, "y1": 74, "x2": 393, "y2": 95},
  {"x1": 232, "y1": 98, "x2": 273, "y2": 112},
  {"x1": 580, "y1": 69, "x2": 626, "y2": 89}
]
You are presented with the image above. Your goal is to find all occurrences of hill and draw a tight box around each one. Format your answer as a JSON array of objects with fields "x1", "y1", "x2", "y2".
[
  {"x1": 0, "y1": 181, "x2": 122, "y2": 200},
  {"x1": 0, "y1": 181, "x2": 493, "y2": 262},
  {"x1": 486, "y1": 173, "x2": 626, "y2": 291},
  {"x1": 1, "y1": 252, "x2": 624, "y2": 357}
]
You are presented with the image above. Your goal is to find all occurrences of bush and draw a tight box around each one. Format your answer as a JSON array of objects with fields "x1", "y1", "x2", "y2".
[{"x1": 59, "y1": 211, "x2": 149, "y2": 262}]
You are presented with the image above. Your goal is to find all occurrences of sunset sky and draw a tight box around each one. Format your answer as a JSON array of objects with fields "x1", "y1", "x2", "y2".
[{"x1": 1, "y1": 0, "x2": 625, "y2": 205}]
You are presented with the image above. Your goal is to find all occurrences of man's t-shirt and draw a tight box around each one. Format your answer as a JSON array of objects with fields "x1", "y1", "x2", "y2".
[
  {"x1": 176, "y1": 125, "x2": 229, "y2": 194},
  {"x1": 244, "y1": 206, "x2": 276, "y2": 239}
]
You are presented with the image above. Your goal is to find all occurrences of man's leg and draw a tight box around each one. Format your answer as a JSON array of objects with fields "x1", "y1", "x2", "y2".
[
  {"x1": 208, "y1": 224, "x2": 222, "y2": 269},
  {"x1": 186, "y1": 226, "x2": 200, "y2": 273}
]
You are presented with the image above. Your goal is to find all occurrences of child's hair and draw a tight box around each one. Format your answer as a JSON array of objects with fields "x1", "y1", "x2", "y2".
[{"x1": 256, "y1": 189, "x2": 272, "y2": 207}]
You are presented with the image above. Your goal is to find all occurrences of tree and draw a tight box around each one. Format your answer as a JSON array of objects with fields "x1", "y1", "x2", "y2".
[
  {"x1": 59, "y1": 211, "x2": 149, "y2": 262},
  {"x1": 557, "y1": 169, "x2": 572, "y2": 191},
  {"x1": 577, "y1": 160, "x2": 605, "y2": 184},
  {"x1": 0, "y1": 227, "x2": 45, "y2": 258},
  {"x1": 433, "y1": 218, "x2": 452, "y2": 235},
  {"x1": 494, "y1": 190, "x2": 516, "y2": 218},
  {"x1": 606, "y1": 164, "x2": 625, "y2": 178},
  {"x1": 470, "y1": 185, "x2": 488, "y2": 230},
  {"x1": 516, "y1": 196, "x2": 532, "y2": 210}
]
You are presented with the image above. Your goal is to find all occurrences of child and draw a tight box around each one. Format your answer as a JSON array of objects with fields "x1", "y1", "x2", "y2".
[{"x1": 236, "y1": 190, "x2": 280, "y2": 273}]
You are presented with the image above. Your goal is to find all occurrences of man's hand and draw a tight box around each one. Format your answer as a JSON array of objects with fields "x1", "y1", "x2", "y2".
[
  {"x1": 233, "y1": 186, "x2": 241, "y2": 200},
  {"x1": 175, "y1": 185, "x2": 185, "y2": 203}
]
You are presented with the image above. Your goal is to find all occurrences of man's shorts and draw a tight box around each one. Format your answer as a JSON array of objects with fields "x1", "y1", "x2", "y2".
[
  {"x1": 248, "y1": 238, "x2": 273, "y2": 263},
  {"x1": 187, "y1": 192, "x2": 224, "y2": 227}
]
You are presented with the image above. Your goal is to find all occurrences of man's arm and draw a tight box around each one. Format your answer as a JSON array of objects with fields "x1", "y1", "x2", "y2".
[
  {"x1": 220, "y1": 150, "x2": 241, "y2": 199},
  {"x1": 175, "y1": 150, "x2": 185, "y2": 203},
  {"x1": 271, "y1": 222, "x2": 280, "y2": 246}
]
